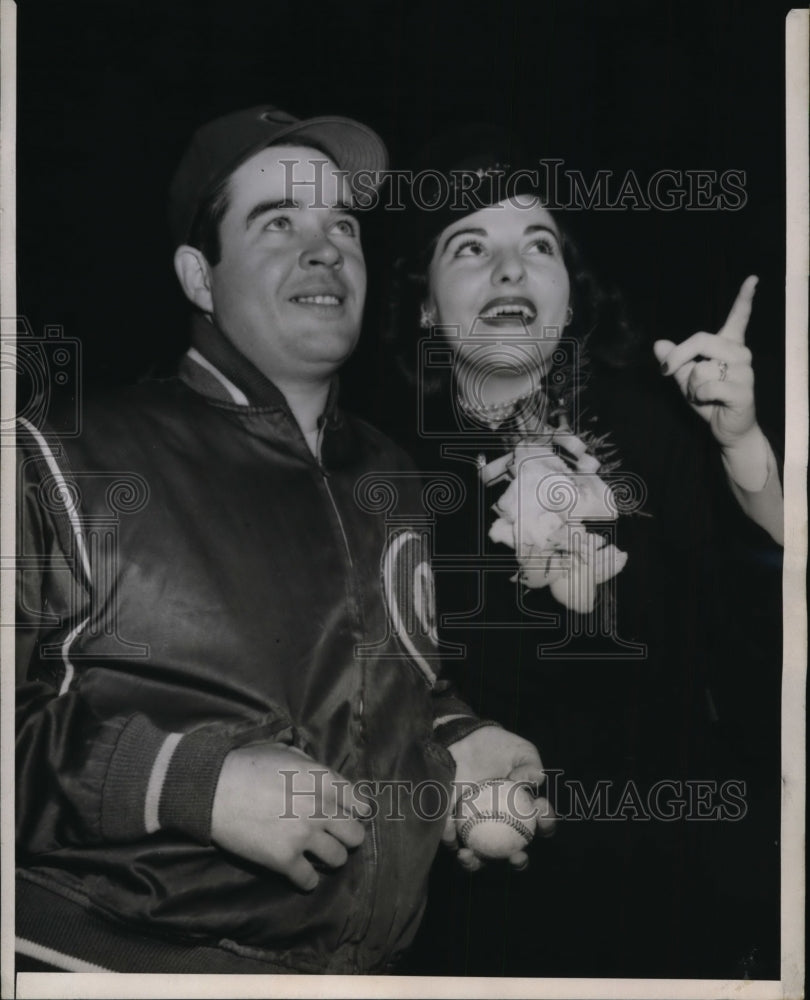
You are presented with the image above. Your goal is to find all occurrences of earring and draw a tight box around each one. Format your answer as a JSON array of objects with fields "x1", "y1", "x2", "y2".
[
  {"x1": 565, "y1": 306, "x2": 574, "y2": 327},
  {"x1": 419, "y1": 305, "x2": 437, "y2": 329}
]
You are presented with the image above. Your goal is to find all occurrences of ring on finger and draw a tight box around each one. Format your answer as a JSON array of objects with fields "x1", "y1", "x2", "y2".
[{"x1": 718, "y1": 360, "x2": 729, "y2": 382}]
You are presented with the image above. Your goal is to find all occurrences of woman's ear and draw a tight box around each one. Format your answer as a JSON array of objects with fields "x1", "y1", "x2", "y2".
[
  {"x1": 173, "y1": 245, "x2": 214, "y2": 314},
  {"x1": 419, "y1": 301, "x2": 438, "y2": 329}
]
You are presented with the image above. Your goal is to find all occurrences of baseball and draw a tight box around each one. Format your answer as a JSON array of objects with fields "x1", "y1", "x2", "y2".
[{"x1": 455, "y1": 779, "x2": 538, "y2": 859}]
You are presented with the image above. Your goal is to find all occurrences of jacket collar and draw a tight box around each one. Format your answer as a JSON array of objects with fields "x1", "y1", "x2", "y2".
[
  {"x1": 178, "y1": 311, "x2": 341, "y2": 421},
  {"x1": 177, "y1": 313, "x2": 357, "y2": 468}
]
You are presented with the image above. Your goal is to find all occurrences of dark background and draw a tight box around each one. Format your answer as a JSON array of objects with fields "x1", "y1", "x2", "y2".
[
  {"x1": 14, "y1": 0, "x2": 794, "y2": 983},
  {"x1": 16, "y1": 0, "x2": 789, "y2": 440}
]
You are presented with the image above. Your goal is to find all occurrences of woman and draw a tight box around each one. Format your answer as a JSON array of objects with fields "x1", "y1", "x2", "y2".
[{"x1": 386, "y1": 126, "x2": 784, "y2": 979}]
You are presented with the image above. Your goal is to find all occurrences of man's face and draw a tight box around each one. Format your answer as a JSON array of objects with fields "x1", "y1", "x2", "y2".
[{"x1": 206, "y1": 144, "x2": 366, "y2": 384}]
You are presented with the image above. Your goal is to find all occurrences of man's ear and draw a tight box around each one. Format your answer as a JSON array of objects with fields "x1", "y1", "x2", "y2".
[{"x1": 173, "y1": 245, "x2": 214, "y2": 313}]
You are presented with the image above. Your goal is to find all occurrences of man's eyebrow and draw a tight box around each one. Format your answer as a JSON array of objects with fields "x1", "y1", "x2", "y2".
[
  {"x1": 245, "y1": 199, "x2": 297, "y2": 229},
  {"x1": 245, "y1": 199, "x2": 359, "y2": 229},
  {"x1": 441, "y1": 226, "x2": 487, "y2": 254}
]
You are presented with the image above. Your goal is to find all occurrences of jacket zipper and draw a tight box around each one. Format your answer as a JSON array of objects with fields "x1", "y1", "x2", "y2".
[
  {"x1": 314, "y1": 424, "x2": 379, "y2": 958},
  {"x1": 319, "y1": 468, "x2": 354, "y2": 571}
]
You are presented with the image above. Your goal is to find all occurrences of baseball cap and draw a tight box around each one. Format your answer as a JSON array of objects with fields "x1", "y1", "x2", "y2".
[{"x1": 169, "y1": 104, "x2": 389, "y2": 247}]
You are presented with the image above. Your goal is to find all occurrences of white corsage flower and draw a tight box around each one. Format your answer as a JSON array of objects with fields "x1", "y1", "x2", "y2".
[{"x1": 482, "y1": 437, "x2": 628, "y2": 612}]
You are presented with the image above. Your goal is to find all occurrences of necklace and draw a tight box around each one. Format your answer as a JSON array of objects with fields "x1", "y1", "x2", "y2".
[{"x1": 456, "y1": 383, "x2": 541, "y2": 425}]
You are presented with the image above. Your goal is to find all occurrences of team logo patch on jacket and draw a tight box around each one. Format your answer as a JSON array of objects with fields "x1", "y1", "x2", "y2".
[{"x1": 381, "y1": 529, "x2": 439, "y2": 686}]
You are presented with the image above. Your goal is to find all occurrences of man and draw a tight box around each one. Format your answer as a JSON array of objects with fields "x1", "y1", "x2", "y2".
[{"x1": 16, "y1": 105, "x2": 549, "y2": 975}]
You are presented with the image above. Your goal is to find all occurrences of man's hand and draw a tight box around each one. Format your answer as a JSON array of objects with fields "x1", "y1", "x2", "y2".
[
  {"x1": 444, "y1": 725, "x2": 556, "y2": 872},
  {"x1": 210, "y1": 743, "x2": 370, "y2": 891}
]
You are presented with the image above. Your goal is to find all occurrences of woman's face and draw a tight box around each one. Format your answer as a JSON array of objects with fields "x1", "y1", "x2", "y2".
[{"x1": 426, "y1": 198, "x2": 570, "y2": 373}]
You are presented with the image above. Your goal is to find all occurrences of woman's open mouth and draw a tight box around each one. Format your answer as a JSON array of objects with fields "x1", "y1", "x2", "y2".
[{"x1": 477, "y1": 297, "x2": 537, "y2": 327}]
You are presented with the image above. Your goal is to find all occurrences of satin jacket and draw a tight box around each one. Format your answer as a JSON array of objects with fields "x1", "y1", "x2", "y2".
[{"x1": 16, "y1": 317, "x2": 487, "y2": 974}]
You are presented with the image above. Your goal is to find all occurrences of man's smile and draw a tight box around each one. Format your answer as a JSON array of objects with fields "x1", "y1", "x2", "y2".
[
  {"x1": 289, "y1": 281, "x2": 347, "y2": 309},
  {"x1": 291, "y1": 293, "x2": 343, "y2": 305}
]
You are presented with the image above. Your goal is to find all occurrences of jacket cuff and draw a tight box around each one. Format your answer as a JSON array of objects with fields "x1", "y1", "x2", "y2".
[
  {"x1": 100, "y1": 715, "x2": 233, "y2": 845},
  {"x1": 432, "y1": 716, "x2": 502, "y2": 748},
  {"x1": 158, "y1": 725, "x2": 234, "y2": 843},
  {"x1": 430, "y1": 679, "x2": 481, "y2": 720}
]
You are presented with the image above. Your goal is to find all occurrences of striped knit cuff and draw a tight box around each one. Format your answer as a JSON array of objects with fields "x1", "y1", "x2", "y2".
[
  {"x1": 100, "y1": 715, "x2": 171, "y2": 842},
  {"x1": 158, "y1": 725, "x2": 235, "y2": 844},
  {"x1": 100, "y1": 716, "x2": 234, "y2": 845}
]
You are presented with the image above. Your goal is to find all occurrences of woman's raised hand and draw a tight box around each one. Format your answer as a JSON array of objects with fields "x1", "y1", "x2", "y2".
[
  {"x1": 653, "y1": 275, "x2": 759, "y2": 451},
  {"x1": 652, "y1": 274, "x2": 783, "y2": 544}
]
